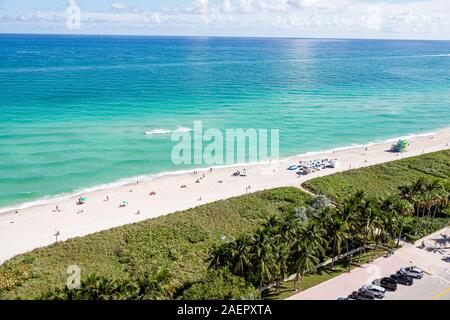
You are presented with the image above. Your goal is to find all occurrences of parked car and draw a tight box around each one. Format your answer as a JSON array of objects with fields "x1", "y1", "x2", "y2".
[
  {"x1": 398, "y1": 268, "x2": 423, "y2": 279},
  {"x1": 350, "y1": 290, "x2": 375, "y2": 300},
  {"x1": 391, "y1": 273, "x2": 414, "y2": 286},
  {"x1": 405, "y1": 266, "x2": 423, "y2": 276},
  {"x1": 361, "y1": 284, "x2": 385, "y2": 299},
  {"x1": 373, "y1": 277, "x2": 397, "y2": 291}
]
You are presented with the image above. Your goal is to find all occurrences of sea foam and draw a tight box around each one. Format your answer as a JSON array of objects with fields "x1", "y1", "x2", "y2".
[{"x1": 145, "y1": 127, "x2": 191, "y2": 136}]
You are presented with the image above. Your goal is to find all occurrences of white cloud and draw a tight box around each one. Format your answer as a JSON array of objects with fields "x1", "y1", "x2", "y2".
[
  {"x1": 193, "y1": 0, "x2": 209, "y2": 14},
  {"x1": 1, "y1": 0, "x2": 449, "y2": 39},
  {"x1": 366, "y1": 5, "x2": 382, "y2": 31},
  {"x1": 111, "y1": 2, "x2": 129, "y2": 11}
]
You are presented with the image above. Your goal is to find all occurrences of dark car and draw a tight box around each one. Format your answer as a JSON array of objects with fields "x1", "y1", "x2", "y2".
[
  {"x1": 350, "y1": 290, "x2": 375, "y2": 300},
  {"x1": 391, "y1": 273, "x2": 413, "y2": 286},
  {"x1": 373, "y1": 277, "x2": 397, "y2": 291}
]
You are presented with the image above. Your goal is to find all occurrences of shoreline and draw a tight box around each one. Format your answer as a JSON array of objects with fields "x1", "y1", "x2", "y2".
[
  {"x1": 1, "y1": 127, "x2": 449, "y2": 264},
  {"x1": 0, "y1": 127, "x2": 445, "y2": 215}
]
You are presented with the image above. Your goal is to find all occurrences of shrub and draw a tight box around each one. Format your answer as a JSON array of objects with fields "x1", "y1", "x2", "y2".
[
  {"x1": 181, "y1": 268, "x2": 260, "y2": 300},
  {"x1": 0, "y1": 263, "x2": 31, "y2": 292}
]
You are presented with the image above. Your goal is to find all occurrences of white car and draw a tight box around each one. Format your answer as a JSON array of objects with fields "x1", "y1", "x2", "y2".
[
  {"x1": 361, "y1": 284, "x2": 385, "y2": 298},
  {"x1": 406, "y1": 266, "x2": 423, "y2": 274},
  {"x1": 399, "y1": 267, "x2": 423, "y2": 279}
]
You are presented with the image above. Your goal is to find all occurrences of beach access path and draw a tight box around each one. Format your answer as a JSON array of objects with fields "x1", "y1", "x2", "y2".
[{"x1": 1, "y1": 128, "x2": 449, "y2": 264}]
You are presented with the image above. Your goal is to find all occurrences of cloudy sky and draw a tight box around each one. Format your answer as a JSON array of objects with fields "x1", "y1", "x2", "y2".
[{"x1": 0, "y1": 0, "x2": 449, "y2": 39}]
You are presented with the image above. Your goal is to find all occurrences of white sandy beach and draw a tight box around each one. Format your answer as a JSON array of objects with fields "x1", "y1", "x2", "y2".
[{"x1": 1, "y1": 129, "x2": 449, "y2": 264}]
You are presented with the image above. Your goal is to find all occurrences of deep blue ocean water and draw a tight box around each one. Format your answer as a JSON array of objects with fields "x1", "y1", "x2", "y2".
[{"x1": 0, "y1": 34, "x2": 449, "y2": 209}]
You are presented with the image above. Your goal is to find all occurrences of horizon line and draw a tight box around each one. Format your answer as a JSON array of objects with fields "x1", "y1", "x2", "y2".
[{"x1": 1, "y1": 32, "x2": 450, "y2": 42}]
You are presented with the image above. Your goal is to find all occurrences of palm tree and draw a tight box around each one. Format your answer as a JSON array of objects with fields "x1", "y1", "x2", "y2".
[
  {"x1": 251, "y1": 227, "x2": 276, "y2": 290},
  {"x1": 393, "y1": 198, "x2": 414, "y2": 246},
  {"x1": 272, "y1": 242, "x2": 290, "y2": 293},
  {"x1": 328, "y1": 216, "x2": 350, "y2": 269},
  {"x1": 291, "y1": 222, "x2": 326, "y2": 291},
  {"x1": 207, "y1": 241, "x2": 233, "y2": 271},
  {"x1": 137, "y1": 268, "x2": 173, "y2": 300},
  {"x1": 207, "y1": 234, "x2": 253, "y2": 278},
  {"x1": 230, "y1": 235, "x2": 254, "y2": 277},
  {"x1": 357, "y1": 195, "x2": 378, "y2": 261}
]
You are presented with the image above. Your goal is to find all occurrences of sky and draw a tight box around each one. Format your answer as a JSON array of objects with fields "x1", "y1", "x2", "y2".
[{"x1": 0, "y1": 0, "x2": 449, "y2": 40}]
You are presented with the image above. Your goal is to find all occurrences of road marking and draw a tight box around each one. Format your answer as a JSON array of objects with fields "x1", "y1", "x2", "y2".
[{"x1": 432, "y1": 287, "x2": 450, "y2": 300}]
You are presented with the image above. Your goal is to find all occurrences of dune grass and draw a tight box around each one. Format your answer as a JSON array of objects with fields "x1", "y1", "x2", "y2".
[
  {"x1": 0, "y1": 187, "x2": 312, "y2": 299},
  {"x1": 303, "y1": 150, "x2": 450, "y2": 202}
]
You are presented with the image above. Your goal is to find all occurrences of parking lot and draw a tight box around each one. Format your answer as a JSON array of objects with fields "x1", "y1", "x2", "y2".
[
  {"x1": 288, "y1": 227, "x2": 450, "y2": 300},
  {"x1": 383, "y1": 271, "x2": 450, "y2": 300}
]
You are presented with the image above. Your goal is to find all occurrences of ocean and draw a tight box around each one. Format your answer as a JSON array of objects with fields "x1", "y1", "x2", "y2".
[{"x1": 0, "y1": 34, "x2": 449, "y2": 209}]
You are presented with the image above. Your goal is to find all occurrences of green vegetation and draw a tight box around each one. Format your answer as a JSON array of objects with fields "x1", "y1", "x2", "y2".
[
  {"x1": 181, "y1": 269, "x2": 261, "y2": 300},
  {"x1": 263, "y1": 248, "x2": 388, "y2": 300},
  {"x1": 0, "y1": 187, "x2": 312, "y2": 299},
  {"x1": 0, "y1": 150, "x2": 448, "y2": 300},
  {"x1": 0, "y1": 262, "x2": 31, "y2": 292},
  {"x1": 40, "y1": 269, "x2": 174, "y2": 300},
  {"x1": 207, "y1": 178, "x2": 448, "y2": 298},
  {"x1": 303, "y1": 150, "x2": 450, "y2": 201},
  {"x1": 402, "y1": 216, "x2": 449, "y2": 242}
]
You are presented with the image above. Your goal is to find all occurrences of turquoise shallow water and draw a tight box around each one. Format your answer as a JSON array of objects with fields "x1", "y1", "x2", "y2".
[{"x1": 0, "y1": 35, "x2": 449, "y2": 209}]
